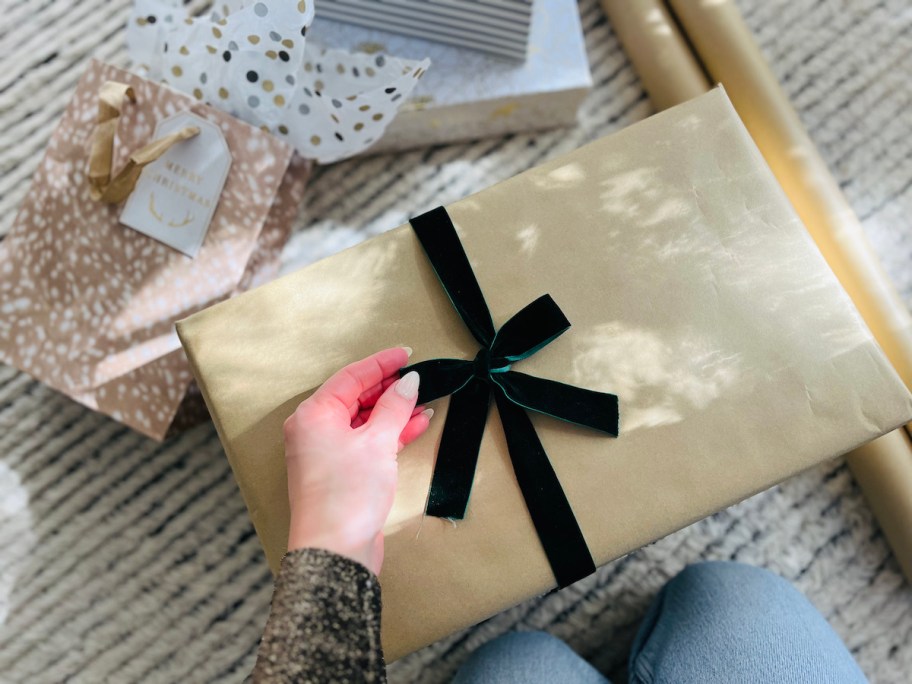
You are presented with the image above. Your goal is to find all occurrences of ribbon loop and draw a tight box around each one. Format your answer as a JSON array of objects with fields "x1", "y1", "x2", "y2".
[
  {"x1": 404, "y1": 206, "x2": 619, "y2": 588},
  {"x1": 491, "y1": 294, "x2": 570, "y2": 361},
  {"x1": 408, "y1": 358, "x2": 474, "y2": 404},
  {"x1": 493, "y1": 371, "x2": 620, "y2": 435}
]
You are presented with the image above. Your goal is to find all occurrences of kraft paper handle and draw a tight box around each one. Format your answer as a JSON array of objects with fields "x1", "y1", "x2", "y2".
[
  {"x1": 87, "y1": 81, "x2": 200, "y2": 204},
  {"x1": 601, "y1": 0, "x2": 912, "y2": 581}
]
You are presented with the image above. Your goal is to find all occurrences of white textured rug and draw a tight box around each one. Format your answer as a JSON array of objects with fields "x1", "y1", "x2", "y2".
[{"x1": 1, "y1": 0, "x2": 911, "y2": 682}]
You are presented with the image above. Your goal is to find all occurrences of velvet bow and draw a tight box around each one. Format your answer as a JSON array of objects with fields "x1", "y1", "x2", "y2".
[{"x1": 402, "y1": 206, "x2": 620, "y2": 588}]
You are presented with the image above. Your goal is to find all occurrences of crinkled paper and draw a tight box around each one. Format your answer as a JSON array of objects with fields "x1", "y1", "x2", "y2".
[{"x1": 129, "y1": 0, "x2": 430, "y2": 163}]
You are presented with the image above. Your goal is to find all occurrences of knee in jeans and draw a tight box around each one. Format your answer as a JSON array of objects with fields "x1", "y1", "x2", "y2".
[
  {"x1": 669, "y1": 560, "x2": 793, "y2": 602},
  {"x1": 477, "y1": 631, "x2": 566, "y2": 658}
]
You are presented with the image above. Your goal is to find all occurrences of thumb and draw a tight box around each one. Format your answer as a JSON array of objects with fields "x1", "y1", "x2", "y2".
[{"x1": 366, "y1": 371, "x2": 420, "y2": 438}]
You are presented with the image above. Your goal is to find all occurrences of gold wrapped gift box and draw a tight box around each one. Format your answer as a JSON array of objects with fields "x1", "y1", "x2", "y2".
[{"x1": 176, "y1": 89, "x2": 912, "y2": 660}]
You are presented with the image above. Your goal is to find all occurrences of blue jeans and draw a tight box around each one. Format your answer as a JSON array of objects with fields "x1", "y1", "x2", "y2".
[{"x1": 451, "y1": 561, "x2": 867, "y2": 683}]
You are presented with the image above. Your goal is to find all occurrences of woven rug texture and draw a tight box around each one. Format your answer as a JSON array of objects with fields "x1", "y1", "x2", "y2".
[{"x1": 1, "y1": 0, "x2": 911, "y2": 681}]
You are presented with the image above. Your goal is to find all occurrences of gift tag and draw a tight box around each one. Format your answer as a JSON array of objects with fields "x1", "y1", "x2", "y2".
[{"x1": 121, "y1": 112, "x2": 231, "y2": 257}]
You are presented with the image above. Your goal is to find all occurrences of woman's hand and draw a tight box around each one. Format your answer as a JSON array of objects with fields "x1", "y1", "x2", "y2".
[{"x1": 283, "y1": 347, "x2": 432, "y2": 575}]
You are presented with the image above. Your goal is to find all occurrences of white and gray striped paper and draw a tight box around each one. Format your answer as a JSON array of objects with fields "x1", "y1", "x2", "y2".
[{"x1": 316, "y1": 0, "x2": 534, "y2": 60}]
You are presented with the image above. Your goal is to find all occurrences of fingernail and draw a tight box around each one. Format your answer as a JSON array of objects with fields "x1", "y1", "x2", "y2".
[
  {"x1": 402, "y1": 346, "x2": 413, "y2": 357},
  {"x1": 396, "y1": 371, "x2": 420, "y2": 398},
  {"x1": 421, "y1": 408, "x2": 434, "y2": 419}
]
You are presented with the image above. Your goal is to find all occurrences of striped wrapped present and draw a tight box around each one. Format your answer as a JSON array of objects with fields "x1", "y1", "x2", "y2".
[{"x1": 316, "y1": 0, "x2": 534, "y2": 60}]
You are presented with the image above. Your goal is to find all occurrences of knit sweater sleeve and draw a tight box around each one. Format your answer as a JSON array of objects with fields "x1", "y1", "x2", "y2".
[{"x1": 250, "y1": 547, "x2": 387, "y2": 683}]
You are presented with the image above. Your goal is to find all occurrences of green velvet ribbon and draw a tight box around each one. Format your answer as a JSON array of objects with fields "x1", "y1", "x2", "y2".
[{"x1": 402, "y1": 206, "x2": 620, "y2": 588}]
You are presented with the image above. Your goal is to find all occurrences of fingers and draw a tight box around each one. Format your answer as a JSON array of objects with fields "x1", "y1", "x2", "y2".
[
  {"x1": 349, "y1": 376, "x2": 398, "y2": 420},
  {"x1": 312, "y1": 348, "x2": 410, "y2": 418},
  {"x1": 353, "y1": 402, "x2": 424, "y2": 429},
  {"x1": 366, "y1": 370, "x2": 421, "y2": 437},
  {"x1": 398, "y1": 409, "x2": 434, "y2": 449}
]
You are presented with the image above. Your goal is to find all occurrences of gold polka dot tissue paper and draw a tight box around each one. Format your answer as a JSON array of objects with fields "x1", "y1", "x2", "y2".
[{"x1": 128, "y1": 0, "x2": 430, "y2": 164}]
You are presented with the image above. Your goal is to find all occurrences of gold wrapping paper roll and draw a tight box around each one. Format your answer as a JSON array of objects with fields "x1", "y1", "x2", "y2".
[
  {"x1": 849, "y1": 430, "x2": 912, "y2": 576},
  {"x1": 599, "y1": 0, "x2": 708, "y2": 110},
  {"x1": 602, "y1": 0, "x2": 912, "y2": 580}
]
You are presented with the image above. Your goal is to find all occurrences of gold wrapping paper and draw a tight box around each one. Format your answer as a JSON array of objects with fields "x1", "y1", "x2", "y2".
[
  {"x1": 665, "y1": 0, "x2": 912, "y2": 583},
  {"x1": 602, "y1": 0, "x2": 912, "y2": 581},
  {"x1": 665, "y1": 0, "x2": 912, "y2": 395},
  {"x1": 177, "y1": 90, "x2": 912, "y2": 659}
]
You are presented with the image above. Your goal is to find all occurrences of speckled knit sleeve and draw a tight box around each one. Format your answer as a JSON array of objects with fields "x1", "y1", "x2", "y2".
[{"x1": 251, "y1": 548, "x2": 387, "y2": 683}]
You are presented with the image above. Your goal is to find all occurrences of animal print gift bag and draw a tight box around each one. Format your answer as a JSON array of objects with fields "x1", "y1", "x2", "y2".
[
  {"x1": 0, "y1": 2, "x2": 429, "y2": 440},
  {"x1": 0, "y1": 60, "x2": 309, "y2": 440}
]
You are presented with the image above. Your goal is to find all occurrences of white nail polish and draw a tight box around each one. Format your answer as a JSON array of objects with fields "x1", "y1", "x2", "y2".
[
  {"x1": 396, "y1": 371, "x2": 420, "y2": 398},
  {"x1": 421, "y1": 408, "x2": 434, "y2": 419},
  {"x1": 402, "y1": 346, "x2": 413, "y2": 357}
]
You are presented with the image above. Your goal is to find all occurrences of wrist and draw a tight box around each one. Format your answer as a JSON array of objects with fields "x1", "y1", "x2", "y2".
[{"x1": 287, "y1": 525, "x2": 373, "y2": 571}]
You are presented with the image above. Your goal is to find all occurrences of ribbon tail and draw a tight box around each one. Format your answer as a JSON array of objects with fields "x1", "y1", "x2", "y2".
[
  {"x1": 494, "y1": 371, "x2": 619, "y2": 436},
  {"x1": 494, "y1": 391, "x2": 596, "y2": 588},
  {"x1": 426, "y1": 378, "x2": 491, "y2": 519}
]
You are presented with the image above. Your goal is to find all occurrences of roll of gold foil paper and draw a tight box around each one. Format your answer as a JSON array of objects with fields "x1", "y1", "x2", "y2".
[
  {"x1": 602, "y1": 0, "x2": 912, "y2": 580},
  {"x1": 599, "y1": 0, "x2": 709, "y2": 110},
  {"x1": 849, "y1": 430, "x2": 912, "y2": 576}
]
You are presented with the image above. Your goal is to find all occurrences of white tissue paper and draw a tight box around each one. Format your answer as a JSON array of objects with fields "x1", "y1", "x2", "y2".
[{"x1": 128, "y1": 0, "x2": 430, "y2": 163}]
